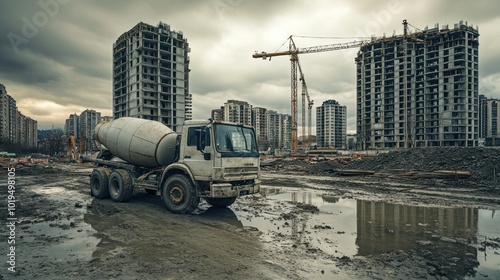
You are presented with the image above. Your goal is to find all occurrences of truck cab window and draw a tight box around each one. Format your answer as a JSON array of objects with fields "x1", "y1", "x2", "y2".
[
  {"x1": 187, "y1": 127, "x2": 210, "y2": 147},
  {"x1": 187, "y1": 127, "x2": 199, "y2": 146}
]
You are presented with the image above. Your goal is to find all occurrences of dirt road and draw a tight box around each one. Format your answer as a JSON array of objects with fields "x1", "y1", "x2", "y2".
[{"x1": 1, "y1": 162, "x2": 499, "y2": 279}]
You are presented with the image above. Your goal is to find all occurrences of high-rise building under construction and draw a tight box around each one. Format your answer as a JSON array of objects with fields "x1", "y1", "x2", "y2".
[
  {"x1": 356, "y1": 21, "x2": 479, "y2": 149},
  {"x1": 113, "y1": 22, "x2": 191, "y2": 132}
]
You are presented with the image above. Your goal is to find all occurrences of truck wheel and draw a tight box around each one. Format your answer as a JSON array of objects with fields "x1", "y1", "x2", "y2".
[
  {"x1": 161, "y1": 174, "x2": 199, "y2": 214},
  {"x1": 90, "y1": 168, "x2": 110, "y2": 199},
  {"x1": 205, "y1": 197, "x2": 237, "y2": 208},
  {"x1": 109, "y1": 170, "x2": 133, "y2": 202}
]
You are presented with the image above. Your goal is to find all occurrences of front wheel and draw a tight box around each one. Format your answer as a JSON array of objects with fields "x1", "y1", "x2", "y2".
[
  {"x1": 205, "y1": 197, "x2": 237, "y2": 208},
  {"x1": 161, "y1": 174, "x2": 199, "y2": 214}
]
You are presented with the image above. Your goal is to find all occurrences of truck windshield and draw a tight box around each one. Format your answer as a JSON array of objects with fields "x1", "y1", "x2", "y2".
[{"x1": 214, "y1": 124, "x2": 259, "y2": 158}]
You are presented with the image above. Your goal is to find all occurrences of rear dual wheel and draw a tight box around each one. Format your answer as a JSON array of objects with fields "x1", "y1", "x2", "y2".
[
  {"x1": 90, "y1": 168, "x2": 110, "y2": 199},
  {"x1": 108, "y1": 170, "x2": 133, "y2": 202}
]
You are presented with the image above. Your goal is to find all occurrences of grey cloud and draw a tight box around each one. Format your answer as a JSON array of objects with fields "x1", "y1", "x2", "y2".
[{"x1": 1, "y1": 0, "x2": 499, "y2": 129}]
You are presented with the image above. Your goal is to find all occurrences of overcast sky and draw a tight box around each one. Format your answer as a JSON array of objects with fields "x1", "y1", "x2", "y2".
[{"x1": 2, "y1": 0, "x2": 500, "y2": 133}]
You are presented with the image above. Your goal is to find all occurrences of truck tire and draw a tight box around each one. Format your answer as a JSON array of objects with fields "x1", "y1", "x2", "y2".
[
  {"x1": 108, "y1": 170, "x2": 133, "y2": 202},
  {"x1": 161, "y1": 174, "x2": 199, "y2": 214},
  {"x1": 90, "y1": 168, "x2": 110, "y2": 199},
  {"x1": 205, "y1": 197, "x2": 237, "y2": 208}
]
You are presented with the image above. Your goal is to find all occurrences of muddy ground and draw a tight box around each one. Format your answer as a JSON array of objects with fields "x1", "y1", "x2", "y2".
[{"x1": 1, "y1": 160, "x2": 500, "y2": 280}]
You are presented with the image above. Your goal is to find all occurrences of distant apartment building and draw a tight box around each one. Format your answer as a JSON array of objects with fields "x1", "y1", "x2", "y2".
[
  {"x1": 113, "y1": 21, "x2": 191, "y2": 132},
  {"x1": 0, "y1": 84, "x2": 38, "y2": 148},
  {"x1": 79, "y1": 109, "x2": 101, "y2": 151},
  {"x1": 316, "y1": 100, "x2": 346, "y2": 149},
  {"x1": 211, "y1": 107, "x2": 224, "y2": 121},
  {"x1": 65, "y1": 110, "x2": 104, "y2": 152},
  {"x1": 21, "y1": 114, "x2": 37, "y2": 148},
  {"x1": 0, "y1": 84, "x2": 9, "y2": 140},
  {"x1": 17, "y1": 112, "x2": 26, "y2": 147},
  {"x1": 356, "y1": 21, "x2": 479, "y2": 149},
  {"x1": 224, "y1": 100, "x2": 252, "y2": 126},
  {"x1": 280, "y1": 114, "x2": 293, "y2": 149},
  {"x1": 64, "y1": 113, "x2": 79, "y2": 137},
  {"x1": 479, "y1": 96, "x2": 500, "y2": 146},
  {"x1": 7, "y1": 94, "x2": 17, "y2": 143},
  {"x1": 252, "y1": 107, "x2": 268, "y2": 150},
  {"x1": 266, "y1": 110, "x2": 292, "y2": 150}
]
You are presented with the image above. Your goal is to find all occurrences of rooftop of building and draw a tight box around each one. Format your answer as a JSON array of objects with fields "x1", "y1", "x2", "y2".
[
  {"x1": 358, "y1": 20, "x2": 479, "y2": 51},
  {"x1": 114, "y1": 21, "x2": 185, "y2": 46},
  {"x1": 225, "y1": 100, "x2": 250, "y2": 105},
  {"x1": 322, "y1": 99, "x2": 340, "y2": 105}
]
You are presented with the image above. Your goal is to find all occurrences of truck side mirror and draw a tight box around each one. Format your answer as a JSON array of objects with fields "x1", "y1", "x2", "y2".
[{"x1": 203, "y1": 153, "x2": 211, "y2": 160}]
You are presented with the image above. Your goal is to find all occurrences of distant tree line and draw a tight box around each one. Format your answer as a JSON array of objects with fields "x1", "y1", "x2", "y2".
[
  {"x1": 0, "y1": 129, "x2": 66, "y2": 157},
  {"x1": 0, "y1": 137, "x2": 38, "y2": 155}
]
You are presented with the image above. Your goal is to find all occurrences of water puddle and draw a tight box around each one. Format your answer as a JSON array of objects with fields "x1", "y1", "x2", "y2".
[
  {"x1": 21, "y1": 219, "x2": 100, "y2": 261},
  {"x1": 21, "y1": 183, "x2": 120, "y2": 261},
  {"x1": 232, "y1": 186, "x2": 500, "y2": 279}
]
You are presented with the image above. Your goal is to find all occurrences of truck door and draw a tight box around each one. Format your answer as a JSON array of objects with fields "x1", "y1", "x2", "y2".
[{"x1": 182, "y1": 126, "x2": 213, "y2": 180}]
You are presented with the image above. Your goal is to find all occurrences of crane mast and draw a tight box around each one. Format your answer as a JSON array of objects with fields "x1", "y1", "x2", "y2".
[
  {"x1": 297, "y1": 60, "x2": 313, "y2": 149},
  {"x1": 290, "y1": 39, "x2": 299, "y2": 152},
  {"x1": 307, "y1": 86, "x2": 313, "y2": 148}
]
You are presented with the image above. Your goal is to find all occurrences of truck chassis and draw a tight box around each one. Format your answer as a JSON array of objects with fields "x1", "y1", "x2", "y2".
[{"x1": 86, "y1": 155, "x2": 254, "y2": 214}]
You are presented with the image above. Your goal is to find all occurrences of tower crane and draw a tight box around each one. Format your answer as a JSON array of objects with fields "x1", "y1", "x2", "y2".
[{"x1": 253, "y1": 36, "x2": 368, "y2": 152}]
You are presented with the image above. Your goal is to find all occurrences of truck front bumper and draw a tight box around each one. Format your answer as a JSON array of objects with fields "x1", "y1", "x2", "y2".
[{"x1": 210, "y1": 180, "x2": 261, "y2": 198}]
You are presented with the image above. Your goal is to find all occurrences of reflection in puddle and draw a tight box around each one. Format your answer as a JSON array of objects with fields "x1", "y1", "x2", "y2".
[
  {"x1": 83, "y1": 213, "x2": 127, "y2": 258},
  {"x1": 357, "y1": 201, "x2": 481, "y2": 278},
  {"x1": 233, "y1": 187, "x2": 500, "y2": 279}
]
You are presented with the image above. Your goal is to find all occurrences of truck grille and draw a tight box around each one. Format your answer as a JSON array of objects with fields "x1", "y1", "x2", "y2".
[{"x1": 224, "y1": 167, "x2": 259, "y2": 175}]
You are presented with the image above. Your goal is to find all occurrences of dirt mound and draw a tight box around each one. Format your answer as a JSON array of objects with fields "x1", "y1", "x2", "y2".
[
  {"x1": 346, "y1": 147, "x2": 500, "y2": 182},
  {"x1": 282, "y1": 147, "x2": 500, "y2": 187}
]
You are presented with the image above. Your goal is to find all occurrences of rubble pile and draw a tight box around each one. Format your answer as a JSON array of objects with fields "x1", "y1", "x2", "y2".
[
  {"x1": 344, "y1": 147, "x2": 500, "y2": 182},
  {"x1": 293, "y1": 147, "x2": 500, "y2": 187}
]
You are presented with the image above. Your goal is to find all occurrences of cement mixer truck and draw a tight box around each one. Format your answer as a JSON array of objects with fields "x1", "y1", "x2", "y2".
[{"x1": 83, "y1": 117, "x2": 260, "y2": 214}]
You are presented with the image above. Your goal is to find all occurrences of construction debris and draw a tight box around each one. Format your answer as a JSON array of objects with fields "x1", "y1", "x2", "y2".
[
  {"x1": 332, "y1": 169, "x2": 472, "y2": 180},
  {"x1": 333, "y1": 169, "x2": 375, "y2": 176},
  {"x1": 265, "y1": 147, "x2": 500, "y2": 187},
  {"x1": 260, "y1": 158, "x2": 283, "y2": 167}
]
